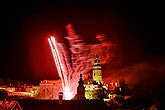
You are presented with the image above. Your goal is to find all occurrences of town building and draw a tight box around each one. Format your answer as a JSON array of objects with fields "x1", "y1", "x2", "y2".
[
  {"x1": 0, "y1": 100, "x2": 22, "y2": 110},
  {"x1": 39, "y1": 79, "x2": 62, "y2": 99}
]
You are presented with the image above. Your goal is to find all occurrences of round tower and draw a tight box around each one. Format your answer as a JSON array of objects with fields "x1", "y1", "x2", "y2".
[{"x1": 93, "y1": 54, "x2": 103, "y2": 84}]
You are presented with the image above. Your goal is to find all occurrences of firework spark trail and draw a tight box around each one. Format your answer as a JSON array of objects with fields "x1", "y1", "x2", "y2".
[
  {"x1": 48, "y1": 37, "x2": 62, "y2": 79},
  {"x1": 57, "y1": 43, "x2": 73, "y2": 99},
  {"x1": 48, "y1": 37, "x2": 66, "y2": 97},
  {"x1": 48, "y1": 37, "x2": 65, "y2": 91},
  {"x1": 48, "y1": 36, "x2": 73, "y2": 99}
]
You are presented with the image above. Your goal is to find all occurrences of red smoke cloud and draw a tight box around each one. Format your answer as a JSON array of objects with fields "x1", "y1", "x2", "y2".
[{"x1": 103, "y1": 56, "x2": 165, "y2": 84}]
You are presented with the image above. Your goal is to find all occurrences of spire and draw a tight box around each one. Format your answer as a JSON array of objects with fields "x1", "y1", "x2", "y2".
[
  {"x1": 94, "y1": 53, "x2": 100, "y2": 65},
  {"x1": 77, "y1": 73, "x2": 85, "y2": 100},
  {"x1": 78, "y1": 73, "x2": 84, "y2": 87},
  {"x1": 96, "y1": 53, "x2": 99, "y2": 58}
]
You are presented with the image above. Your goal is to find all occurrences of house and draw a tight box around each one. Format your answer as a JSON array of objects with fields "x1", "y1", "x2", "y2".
[{"x1": 0, "y1": 100, "x2": 22, "y2": 110}]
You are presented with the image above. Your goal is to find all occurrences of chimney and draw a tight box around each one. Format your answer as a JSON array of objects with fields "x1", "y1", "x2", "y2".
[{"x1": 58, "y1": 92, "x2": 63, "y2": 104}]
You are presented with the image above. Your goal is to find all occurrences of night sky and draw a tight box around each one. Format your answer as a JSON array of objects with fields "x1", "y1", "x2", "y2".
[{"x1": 0, "y1": 1, "x2": 163, "y2": 83}]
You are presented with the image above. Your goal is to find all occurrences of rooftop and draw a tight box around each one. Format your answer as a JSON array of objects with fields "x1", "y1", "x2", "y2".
[
  {"x1": 40, "y1": 80, "x2": 62, "y2": 84},
  {"x1": 17, "y1": 99, "x2": 108, "y2": 110}
]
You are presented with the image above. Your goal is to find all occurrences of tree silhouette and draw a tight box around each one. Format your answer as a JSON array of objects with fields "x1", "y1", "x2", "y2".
[
  {"x1": 5, "y1": 78, "x2": 11, "y2": 86},
  {"x1": 0, "y1": 79, "x2": 2, "y2": 86},
  {"x1": 119, "y1": 78, "x2": 128, "y2": 96},
  {"x1": 0, "y1": 89, "x2": 8, "y2": 100}
]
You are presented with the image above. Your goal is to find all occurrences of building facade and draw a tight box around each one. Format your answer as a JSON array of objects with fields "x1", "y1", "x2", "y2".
[{"x1": 39, "y1": 79, "x2": 62, "y2": 99}]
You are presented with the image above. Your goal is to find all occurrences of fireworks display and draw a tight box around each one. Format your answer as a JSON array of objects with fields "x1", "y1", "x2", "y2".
[{"x1": 48, "y1": 24, "x2": 119, "y2": 99}]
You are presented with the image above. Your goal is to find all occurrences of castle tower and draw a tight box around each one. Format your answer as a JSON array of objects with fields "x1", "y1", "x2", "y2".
[
  {"x1": 77, "y1": 74, "x2": 85, "y2": 100},
  {"x1": 93, "y1": 54, "x2": 103, "y2": 84}
]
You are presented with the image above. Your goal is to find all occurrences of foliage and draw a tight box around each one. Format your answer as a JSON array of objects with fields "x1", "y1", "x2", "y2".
[
  {"x1": 118, "y1": 78, "x2": 130, "y2": 96},
  {"x1": 114, "y1": 96, "x2": 124, "y2": 104},
  {"x1": 0, "y1": 89, "x2": 8, "y2": 100}
]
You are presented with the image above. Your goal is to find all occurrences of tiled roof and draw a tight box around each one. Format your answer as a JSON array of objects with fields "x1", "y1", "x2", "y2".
[
  {"x1": 40, "y1": 80, "x2": 62, "y2": 84},
  {"x1": 0, "y1": 100, "x2": 22, "y2": 110}
]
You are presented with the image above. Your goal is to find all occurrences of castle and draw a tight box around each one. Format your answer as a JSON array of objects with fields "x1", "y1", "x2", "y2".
[{"x1": 77, "y1": 54, "x2": 109, "y2": 100}]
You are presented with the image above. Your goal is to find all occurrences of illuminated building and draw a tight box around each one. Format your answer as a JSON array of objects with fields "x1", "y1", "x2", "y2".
[
  {"x1": 109, "y1": 82, "x2": 119, "y2": 90},
  {"x1": 84, "y1": 82, "x2": 103, "y2": 100},
  {"x1": 39, "y1": 79, "x2": 62, "y2": 99},
  {"x1": 93, "y1": 54, "x2": 103, "y2": 84},
  {"x1": 84, "y1": 54, "x2": 107, "y2": 100},
  {"x1": 0, "y1": 86, "x2": 38, "y2": 98}
]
